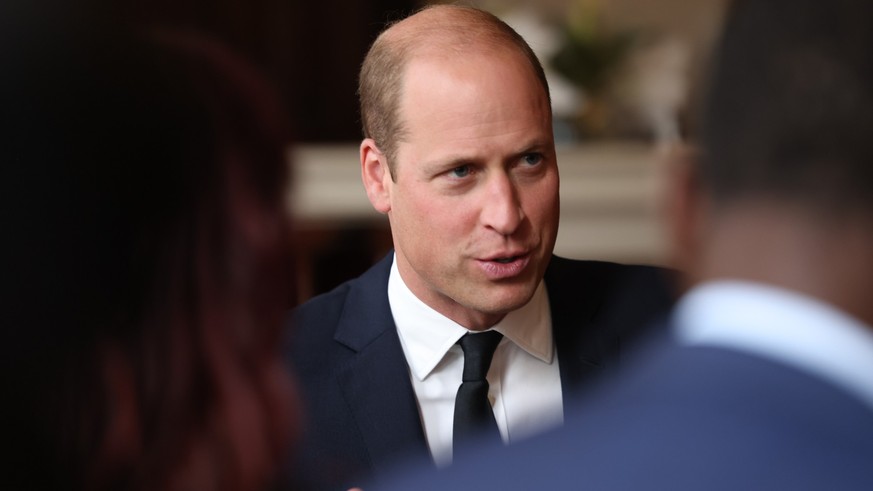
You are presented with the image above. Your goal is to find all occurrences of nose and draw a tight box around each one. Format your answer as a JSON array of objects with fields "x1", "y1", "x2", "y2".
[{"x1": 481, "y1": 173, "x2": 524, "y2": 236}]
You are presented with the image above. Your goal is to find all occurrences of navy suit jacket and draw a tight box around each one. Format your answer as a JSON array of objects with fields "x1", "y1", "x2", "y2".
[
  {"x1": 376, "y1": 333, "x2": 873, "y2": 490},
  {"x1": 283, "y1": 253, "x2": 674, "y2": 490}
]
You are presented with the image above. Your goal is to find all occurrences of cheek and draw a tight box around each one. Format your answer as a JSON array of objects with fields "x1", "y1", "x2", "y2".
[
  {"x1": 392, "y1": 192, "x2": 445, "y2": 255},
  {"x1": 523, "y1": 180, "x2": 560, "y2": 224},
  {"x1": 397, "y1": 189, "x2": 475, "y2": 236}
]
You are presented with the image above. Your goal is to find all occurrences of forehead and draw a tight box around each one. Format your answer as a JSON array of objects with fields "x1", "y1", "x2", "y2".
[
  {"x1": 401, "y1": 42, "x2": 546, "y2": 105},
  {"x1": 395, "y1": 47, "x2": 552, "y2": 165}
]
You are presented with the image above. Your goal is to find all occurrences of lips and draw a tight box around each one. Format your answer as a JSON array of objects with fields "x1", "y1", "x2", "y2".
[
  {"x1": 482, "y1": 250, "x2": 529, "y2": 262},
  {"x1": 476, "y1": 251, "x2": 531, "y2": 279}
]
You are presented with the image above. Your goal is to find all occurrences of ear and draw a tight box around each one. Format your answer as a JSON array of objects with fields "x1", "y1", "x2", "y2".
[
  {"x1": 663, "y1": 144, "x2": 704, "y2": 280},
  {"x1": 360, "y1": 138, "x2": 392, "y2": 214}
]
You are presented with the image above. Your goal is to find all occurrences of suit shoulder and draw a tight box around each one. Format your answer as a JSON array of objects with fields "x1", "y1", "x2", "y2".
[
  {"x1": 291, "y1": 279, "x2": 353, "y2": 325},
  {"x1": 547, "y1": 256, "x2": 676, "y2": 299},
  {"x1": 282, "y1": 280, "x2": 354, "y2": 370},
  {"x1": 284, "y1": 253, "x2": 393, "y2": 358},
  {"x1": 289, "y1": 252, "x2": 393, "y2": 329},
  {"x1": 545, "y1": 256, "x2": 677, "y2": 360}
]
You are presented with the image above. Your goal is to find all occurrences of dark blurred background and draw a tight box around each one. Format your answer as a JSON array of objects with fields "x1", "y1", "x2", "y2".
[{"x1": 115, "y1": 0, "x2": 419, "y2": 142}]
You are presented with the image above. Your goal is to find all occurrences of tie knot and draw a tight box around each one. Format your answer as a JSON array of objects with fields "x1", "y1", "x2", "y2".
[{"x1": 458, "y1": 330, "x2": 503, "y2": 382}]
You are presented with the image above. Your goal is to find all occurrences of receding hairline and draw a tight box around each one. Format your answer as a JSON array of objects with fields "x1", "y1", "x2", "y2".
[
  {"x1": 359, "y1": 4, "x2": 551, "y2": 178},
  {"x1": 381, "y1": 4, "x2": 546, "y2": 78}
]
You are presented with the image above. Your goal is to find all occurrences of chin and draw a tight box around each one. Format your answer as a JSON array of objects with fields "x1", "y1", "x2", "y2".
[{"x1": 480, "y1": 285, "x2": 538, "y2": 314}]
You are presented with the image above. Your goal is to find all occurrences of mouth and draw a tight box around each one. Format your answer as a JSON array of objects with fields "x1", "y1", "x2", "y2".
[
  {"x1": 476, "y1": 252, "x2": 532, "y2": 280},
  {"x1": 478, "y1": 250, "x2": 533, "y2": 281},
  {"x1": 483, "y1": 249, "x2": 529, "y2": 261},
  {"x1": 492, "y1": 255, "x2": 523, "y2": 264}
]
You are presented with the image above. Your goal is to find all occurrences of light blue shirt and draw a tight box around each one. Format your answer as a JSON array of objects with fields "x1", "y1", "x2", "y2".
[{"x1": 673, "y1": 280, "x2": 873, "y2": 412}]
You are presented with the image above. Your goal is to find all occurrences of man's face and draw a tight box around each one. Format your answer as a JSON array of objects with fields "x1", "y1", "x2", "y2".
[{"x1": 384, "y1": 48, "x2": 559, "y2": 329}]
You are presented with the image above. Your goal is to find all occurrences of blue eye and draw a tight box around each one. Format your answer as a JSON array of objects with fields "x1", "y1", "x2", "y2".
[
  {"x1": 450, "y1": 165, "x2": 472, "y2": 178},
  {"x1": 522, "y1": 153, "x2": 543, "y2": 166}
]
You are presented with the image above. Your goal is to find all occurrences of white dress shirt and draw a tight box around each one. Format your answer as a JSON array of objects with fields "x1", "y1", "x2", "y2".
[
  {"x1": 388, "y1": 256, "x2": 563, "y2": 467},
  {"x1": 673, "y1": 280, "x2": 873, "y2": 412}
]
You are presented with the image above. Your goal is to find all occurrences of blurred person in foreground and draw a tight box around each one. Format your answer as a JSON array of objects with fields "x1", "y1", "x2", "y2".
[
  {"x1": 2, "y1": 9, "x2": 298, "y2": 491},
  {"x1": 285, "y1": 4, "x2": 675, "y2": 490},
  {"x1": 372, "y1": 0, "x2": 873, "y2": 489}
]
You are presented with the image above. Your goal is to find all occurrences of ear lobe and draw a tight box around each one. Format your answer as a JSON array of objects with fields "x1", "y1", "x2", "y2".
[{"x1": 361, "y1": 138, "x2": 392, "y2": 214}]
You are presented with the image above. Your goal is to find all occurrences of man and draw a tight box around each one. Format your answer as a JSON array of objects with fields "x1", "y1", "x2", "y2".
[
  {"x1": 374, "y1": 0, "x2": 873, "y2": 489},
  {"x1": 285, "y1": 5, "x2": 674, "y2": 489}
]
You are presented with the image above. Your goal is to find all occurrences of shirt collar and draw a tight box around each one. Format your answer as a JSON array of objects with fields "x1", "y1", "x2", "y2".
[
  {"x1": 673, "y1": 280, "x2": 873, "y2": 411},
  {"x1": 388, "y1": 254, "x2": 554, "y2": 382}
]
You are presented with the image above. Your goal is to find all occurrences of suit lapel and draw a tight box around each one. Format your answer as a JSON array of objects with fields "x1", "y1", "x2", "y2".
[
  {"x1": 545, "y1": 257, "x2": 605, "y2": 398},
  {"x1": 333, "y1": 254, "x2": 429, "y2": 474},
  {"x1": 546, "y1": 256, "x2": 675, "y2": 403}
]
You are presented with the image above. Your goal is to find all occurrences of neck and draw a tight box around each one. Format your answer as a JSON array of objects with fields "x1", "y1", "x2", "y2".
[{"x1": 691, "y1": 202, "x2": 873, "y2": 328}]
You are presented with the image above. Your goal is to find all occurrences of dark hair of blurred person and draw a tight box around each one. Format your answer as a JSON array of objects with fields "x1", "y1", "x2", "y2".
[
  {"x1": 1, "y1": 9, "x2": 298, "y2": 491},
  {"x1": 698, "y1": 0, "x2": 873, "y2": 215}
]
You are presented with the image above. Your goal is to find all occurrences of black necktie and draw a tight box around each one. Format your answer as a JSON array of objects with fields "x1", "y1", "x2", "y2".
[{"x1": 453, "y1": 330, "x2": 504, "y2": 449}]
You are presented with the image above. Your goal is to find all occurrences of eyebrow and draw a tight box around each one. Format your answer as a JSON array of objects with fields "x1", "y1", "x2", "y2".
[
  {"x1": 420, "y1": 155, "x2": 475, "y2": 175},
  {"x1": 421, "y1": 139, "x2": 554, "y2": 173},
  {"x1": 512, "y1": 140, "x2": 553, "y2": 157}
]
